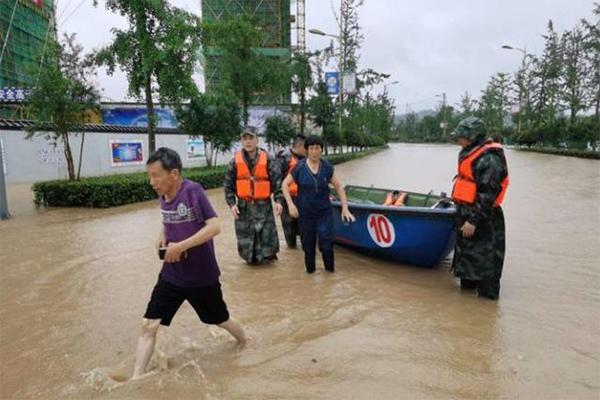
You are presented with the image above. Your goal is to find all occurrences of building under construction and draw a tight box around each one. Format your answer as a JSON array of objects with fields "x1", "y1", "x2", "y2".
[
  {"x1": 1, "y1": 0, "x2": 54, "y2": 89},
  {"x1": 201, "y1": 0, "x2": 299, "y2": 102}
]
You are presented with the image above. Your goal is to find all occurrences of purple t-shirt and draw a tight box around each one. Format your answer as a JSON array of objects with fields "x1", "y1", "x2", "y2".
[{"x1": 159, "y1": 179, "x2": 220, "y2": 287}]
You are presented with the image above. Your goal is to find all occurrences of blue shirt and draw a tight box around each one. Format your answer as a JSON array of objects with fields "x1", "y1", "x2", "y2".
[{"x1": 291, "y1": 158, "x2": 334, "y2": 217}]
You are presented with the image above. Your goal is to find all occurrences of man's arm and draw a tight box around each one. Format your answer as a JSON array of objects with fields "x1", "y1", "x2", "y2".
[
  {"x1": 268, "y1": 154, "x2": 284, "y2": 204},
  {"x1": 164, "y1": 217, "x2": 221, "y2": 262},
  {"x1": 331, "y1": 173, "x2": 355, "y2": 222},
  {"x1": 224, "y1": 159, "x2": 238, "y2": 207}
]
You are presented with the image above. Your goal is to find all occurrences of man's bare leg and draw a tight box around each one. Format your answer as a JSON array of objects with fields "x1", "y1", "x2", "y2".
[
  {"x1": 132, "y1": 318, "x2": 161, "y2": 379},
  {"x1": 218, "y1": 319, "x2": 246, "y2": 346}
]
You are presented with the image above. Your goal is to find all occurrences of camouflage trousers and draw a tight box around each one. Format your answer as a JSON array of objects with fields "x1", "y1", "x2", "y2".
[
  {"x1": 452, "y1": 207, "x2": 506, "y2": 281},
  {"x1": 280, "y1": 198, "x2": 300, "y2": 248},
  {"x1": 234, "y1": 200, "x2": 279, "y2": 263}
]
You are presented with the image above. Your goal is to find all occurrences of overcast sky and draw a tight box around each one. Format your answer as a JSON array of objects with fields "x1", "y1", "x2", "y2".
[{"x1": 58, "y1": 0, "x2": 595, "y2": 113}]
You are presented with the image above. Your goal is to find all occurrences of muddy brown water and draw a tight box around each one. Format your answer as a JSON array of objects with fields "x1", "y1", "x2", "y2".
[{"x1": 1, "y1": 144, "x2": 599, "y2": 399}]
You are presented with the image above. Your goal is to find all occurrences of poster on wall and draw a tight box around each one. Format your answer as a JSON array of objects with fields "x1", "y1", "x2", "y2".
[
  {"x1": 186, "y1": 137, "x2": 205, "y2": 160},
  {"x1": 110, "y1": 140, "x2": 144, "y2": 167}
]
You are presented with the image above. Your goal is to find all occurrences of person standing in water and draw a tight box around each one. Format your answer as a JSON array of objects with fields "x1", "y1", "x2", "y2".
[
  {"x1": 133, "y1": 147, "x2": 246, "y2": 380},
  {"x1": 280, "y1": 135, "x2": 355, "y2": 273}
]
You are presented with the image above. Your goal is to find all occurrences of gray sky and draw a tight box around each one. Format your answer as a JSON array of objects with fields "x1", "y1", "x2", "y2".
[{"x1": 58, "y1": 0, "x2": 595, "y2": 112}]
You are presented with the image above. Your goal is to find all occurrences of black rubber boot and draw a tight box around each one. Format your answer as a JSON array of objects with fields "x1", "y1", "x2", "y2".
[
  {"x1": 477, "y1": 279, "x2": 500, "y2": 300},
  {"x1": 460, "y1": 279, "x2": 478, "y2": 290}
]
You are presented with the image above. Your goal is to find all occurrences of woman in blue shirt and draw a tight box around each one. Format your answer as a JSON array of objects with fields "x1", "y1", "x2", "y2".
[{"x1": 280, "y1": 135, "x2": 354, "y2": 273}]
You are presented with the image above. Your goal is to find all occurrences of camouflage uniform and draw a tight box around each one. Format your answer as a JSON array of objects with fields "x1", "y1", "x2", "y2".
[
  {"x1": 451, "y1": 117, "x2": 508, "y2": 299},
  {"x1": 224, "y1": 149, "x2": 282, "y2": 264},
  {"x1": 275, "y1": 148, "x2": 305, "y2": 248}
]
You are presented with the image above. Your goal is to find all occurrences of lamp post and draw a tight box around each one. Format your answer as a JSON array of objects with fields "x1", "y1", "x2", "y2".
[
  {"x1": 309, "y1": 28, "x2": 344, "y2": 144},
  {"x1": 383, "y1": 80, "x2": 399, "y2": 94},
  {"x1": 502, "y1": 44, "x2": 528, "y2": 135}
]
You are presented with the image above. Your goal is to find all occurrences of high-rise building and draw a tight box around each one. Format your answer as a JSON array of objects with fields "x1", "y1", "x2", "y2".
[
  {"x1": 200, "y1": 0, "x2": 291, "y2": 103},
  {"x1": 0, "y1": 0, "x2": 55, "y2": 89}
]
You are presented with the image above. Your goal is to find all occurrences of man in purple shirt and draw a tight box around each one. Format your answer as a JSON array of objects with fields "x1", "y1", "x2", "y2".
[{"x1": 132, "y1": 147, "x2": 246, "y2": 380}]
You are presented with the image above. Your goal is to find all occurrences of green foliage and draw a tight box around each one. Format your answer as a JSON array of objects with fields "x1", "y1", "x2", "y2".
[
  {"x1": 95, "y1": 0, "x2": 202, "y2": 152},
  {"x1": 31, "y1": 149, "x2": 388, "y2": 208},
  {"x1": 32, "y1": 166, "x2": 227, "y2": 208},
  {"x1": 265, "y1": 115, "x2": 295, "y2": 147},
  {"x1": 203, "y1": 15, "x2": 289, "y2": 124},
  {"x1": 176, "y1": 91, "x2": 241, "y2": 167},
  {"x1": 289, "y1": 53, "x2": 313, "y2": 135},
  {"x1": 308, "y1": 80, "x2": 337, "y2": 148},
  {"x1": 27, "y1": 34, "x2": 101, "y2": 181}
]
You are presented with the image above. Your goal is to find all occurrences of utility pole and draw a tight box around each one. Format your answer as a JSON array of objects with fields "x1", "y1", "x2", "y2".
[
  {"x1": 442, "y1": 92, "x2": 447, "y2": 138},
  {"x1": 338, "y1": 1, "x2": 344, "y2": 145}
]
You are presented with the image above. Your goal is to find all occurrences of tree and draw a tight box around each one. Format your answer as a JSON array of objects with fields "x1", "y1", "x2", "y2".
[
  {"x1": 95, "y1": 0, "x2": 201, "y2": 153},
  {"x1": 289, "y1": 52, "x2": 313, "y2": 135},
  {"x1": 265, "y1": 115, "x2": 295, "y2": 148},
  {"x1": 560, "y1": 25, "x2": 589, "y2": 125},
  {"x1": 308, "y1": 80, "x2": 337, "y2": 153},
  {"x1": 531, "y1": 20, "x2": 563, "y2": 136},
  {"x1": 477, "y1": 72, "x2": 512, "y2": 136},
  {"x1": 582, "y1": 3, "x2": 600, "y2": 125},
  {"x1": 176, "y1": 91, "x2": 241, "y2": 167},
  {"x1": 203, "y1": 15, "x2": 288, "y2": 125},
  {"x1": 27, "y1": 34, "x2": 101, "y2": 181}
]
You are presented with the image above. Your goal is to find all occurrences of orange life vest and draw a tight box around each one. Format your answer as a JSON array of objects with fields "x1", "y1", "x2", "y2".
[
  {"x1": 383, "y1": 192, "x2": 407, "y2": 206},
  {"x1": 235, "y1": 150, "x2": 271, "y2": 201},
  {"x1": 287, "y1": 154, "x2": 299, "y2": 197},
  {"x1": 451, "y1": 141, "x2": 509, "y2": 207}
]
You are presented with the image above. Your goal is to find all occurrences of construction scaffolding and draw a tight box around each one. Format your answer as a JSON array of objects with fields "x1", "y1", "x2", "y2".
[
  {"x1": 200, "y1": 0, "x2": 291, "y2": 98},
  {"x1": 0, "y1": 0, "x2": 55, "y2": 89}
]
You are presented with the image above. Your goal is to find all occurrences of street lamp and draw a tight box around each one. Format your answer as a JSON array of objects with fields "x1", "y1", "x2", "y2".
[
  {"x1": 309, "y1": 27, "x2": 344, "y2": 143},
  {"x1": 383, "y1": 80, "x2": 399, "y2": 93},
  {"x1": 502, "y1": 44, "x2": 528, "y2": 135}
]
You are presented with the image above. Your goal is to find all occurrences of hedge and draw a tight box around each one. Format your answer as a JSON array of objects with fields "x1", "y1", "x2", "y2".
[
  {"x1": 513, "y1": 147, "x2": 600, "y2": 159},
  {"x1": 32, "y1": 146, "x2": 388, "y2": 208}
]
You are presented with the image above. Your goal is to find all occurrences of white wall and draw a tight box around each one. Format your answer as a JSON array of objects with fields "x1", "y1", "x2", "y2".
[{"x1": 0, "y1": 130, "x2": 276, "y2": 184}]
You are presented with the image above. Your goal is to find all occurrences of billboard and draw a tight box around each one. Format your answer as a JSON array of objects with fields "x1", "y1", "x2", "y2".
[
  {"x1": 186, "y1": 137, "x2": 205, "y2": 159},
  {"x1": 102, "y1": 107, "x2": 178, "y2": 128},
  {"x1": 110, "y1": 140, "x2": 144, "y2": 167}
]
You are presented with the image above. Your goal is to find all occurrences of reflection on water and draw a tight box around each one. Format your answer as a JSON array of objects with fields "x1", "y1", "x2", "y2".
[{"x1": 1, "y1": 144, "x2": 598, "y2": 399}]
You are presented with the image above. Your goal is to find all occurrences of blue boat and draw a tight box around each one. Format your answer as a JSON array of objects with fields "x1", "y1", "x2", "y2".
[{"x1": 331, "y1": 185, "x2": 457, "y2": 267}]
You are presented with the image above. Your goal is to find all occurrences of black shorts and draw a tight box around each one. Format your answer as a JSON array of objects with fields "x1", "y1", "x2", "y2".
[{"x1": 144, "y1": 278, "x2": 230, "y2": 326}]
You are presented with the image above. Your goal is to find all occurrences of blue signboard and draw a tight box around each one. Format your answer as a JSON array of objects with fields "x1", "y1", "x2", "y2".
[
  {"x1": 102, "y1": 107, "x2": 178, "y2": 128},
  {"x1": 0, "y1": 87, "x2": 29, "y2": 103},
  {"x1": 325, "y1": 72, "x2": 340, "y2": 95}
]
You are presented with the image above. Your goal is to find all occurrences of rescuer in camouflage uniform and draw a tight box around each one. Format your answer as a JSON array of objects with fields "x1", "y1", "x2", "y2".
[
  {"x1": 450, "y1": 117, "x2": 509, "y2": 299},
  {"x1": 224, "y1": 127, "x2": 282, "y2": 264},
  {"x1": 275, "y1": 134, "x2": 306, "y2": 248}
]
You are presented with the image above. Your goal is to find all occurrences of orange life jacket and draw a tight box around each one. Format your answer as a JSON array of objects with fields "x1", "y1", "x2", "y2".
[
  {"x1": 287, "y1": 154, "x2": 299, "y2": 197},
  {"x1": 235, "y1": 150, "x2": 271, "y2": 201},
  {"x1": 383, "y1": 192, "x2": 407, "y2": 206},
  {"x1": 451, "y1": 141, "x2": 509, "y2": 207}
]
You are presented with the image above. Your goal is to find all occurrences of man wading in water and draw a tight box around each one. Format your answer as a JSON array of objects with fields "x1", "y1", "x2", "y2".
[{"x1": 132, "y1": 148, "x2": 246, "y2": 380}]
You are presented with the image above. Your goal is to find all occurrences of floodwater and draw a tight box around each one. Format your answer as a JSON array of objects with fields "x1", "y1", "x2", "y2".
[{"x1": 1, "y1": 143, "x2": 599, "y2": 400}]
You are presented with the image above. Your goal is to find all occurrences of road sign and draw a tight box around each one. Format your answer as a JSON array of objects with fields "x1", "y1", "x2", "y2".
[
  {"x1": 325, "y1": 72, "x2": 340, "y2": 95},
  {"x1": 367, "y1": 213, "x2": 396, "y2": 248}
]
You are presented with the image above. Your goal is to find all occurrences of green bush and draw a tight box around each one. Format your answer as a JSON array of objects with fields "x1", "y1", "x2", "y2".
[
  {"x1": 33, "y1": 166, "x2": 227, "y2": 208},
  {"x1": 32, "y1": 147, "x2": 387, "y2": 208}
]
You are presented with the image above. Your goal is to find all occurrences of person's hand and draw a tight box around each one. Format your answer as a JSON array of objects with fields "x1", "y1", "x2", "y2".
[
  {"x1": 155, "y1": 231, "x2": 166, "y2": 250},
  {"x1": 230, "y1": 205, "x2": 240, "y2": 220},
  {"x1": 274, "y1": 202, "x2": 283, "y2": 216},
  {"x1": 288, "y1": 204, "x2": 299, "y2": 218},
  {"x1": 341, "y1": 205, "x2": 355, "y2": 222},
  {"x1": 165, "y1": 242, "x2": 185, "y2": 263},
  {"x1": 460, "y1": 221, "x2": 476, "y2": 238}
]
